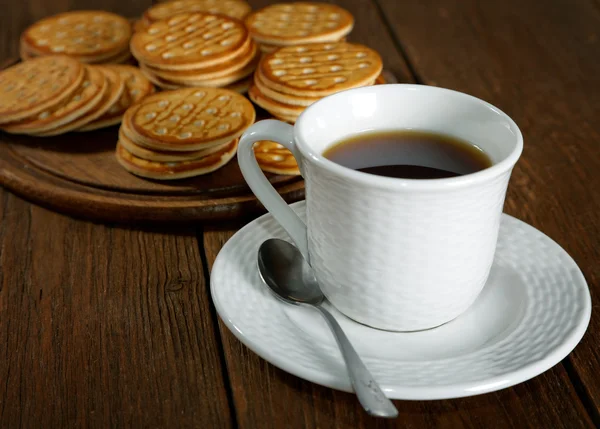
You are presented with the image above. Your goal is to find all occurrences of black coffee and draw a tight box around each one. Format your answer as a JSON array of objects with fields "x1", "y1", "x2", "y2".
[{"x1": 323, "y1": 130, "x2": 492, "y2": 179}]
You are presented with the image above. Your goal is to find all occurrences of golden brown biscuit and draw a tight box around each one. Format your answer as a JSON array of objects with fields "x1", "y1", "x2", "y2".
[
  {"x1": 3, "y1": 65, "x2": 107, "y2": 134},
  {"x1": 0, "y1": 56, "x2": 84, "y2": 124},
  {"x1": 143, "y1": 0, "x2": 252, "y2": 24},
  {"x1": 254, "y1": 140, "x2": 300, "y2": 175},
  {"x1": 246, "y1": 3, "x2": 353, "y2": 46},
  {"x1": 258, "y1": 42, "x2": 382, "y2": 97},
  {"x1": 116, "y1": 137, "x2": 238, "y2": 180},
  {"x1": 37, "y1": 66, "x2": 125, "y2": 135},
  {"x1": 79, "y1": 65, "x2": 155, "y2": 131},
  {"x1": 122, "y1": 87, "x2": 255, "y2": 151},
  {"x1": 253, "y1": 71, "x2": 319, "y2": 107},
  {"x1": 248, "y1": 84, "x2": 304, "y2": 119},
  {"x1": 130, "y1": 13, "x2": 249, "y2": 71},
  {"x1": 21, "y1": 11, "x2": 132, "y2": 63},
  {"x1": 118, "y1": 127, "x2": 228, "y2": 162},
  {"x1": 143, "y1": 40, "x2": 258, "y2": 83}
]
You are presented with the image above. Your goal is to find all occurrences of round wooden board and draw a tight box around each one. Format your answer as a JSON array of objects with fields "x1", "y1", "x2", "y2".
[
  {"x1": 0, "y1": 91, "x2": 304, "y2": 223},
  {"x1": 0, "y1": 127, "x2": 304, "y2": 223}
]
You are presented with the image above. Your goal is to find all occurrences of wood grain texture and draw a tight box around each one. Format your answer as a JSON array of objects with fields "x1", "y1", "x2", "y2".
[
  {"x1": 0, "y1": 1, "x2": 233, "y2": 428},
  {"x1": 376, "y1": 0, "x2": 600, "y2": 423},
  {"x1": 0, "y1": 191, "x2": 233, "y2": 428},
  {"x1": 203, "y1": 0, "x2": 598, "y2": 427}
]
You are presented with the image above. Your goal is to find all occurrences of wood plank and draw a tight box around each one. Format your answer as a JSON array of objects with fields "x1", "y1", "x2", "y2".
[
  {"x1": 204, "y1": 0, "x2": 597, "y2": 427},
  {"x1": 0, "y1": 190, "x2": 233, "y2": 428},
  {"x1": 376, "y1": 0, "x2": 600, "y2": 422},
  {"x1": 0, "y1": 3, "x2": 232, "y2": 427}
]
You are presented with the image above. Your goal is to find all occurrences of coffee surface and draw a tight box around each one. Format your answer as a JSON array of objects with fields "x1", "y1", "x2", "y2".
[{"x1": 323, "y1": 130, "x2": 492, "y2": 179}]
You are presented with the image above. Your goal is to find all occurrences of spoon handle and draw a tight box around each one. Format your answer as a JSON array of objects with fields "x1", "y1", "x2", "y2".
[{"x1": 315, "y1": 305, "x2": 399, "y2": 418}]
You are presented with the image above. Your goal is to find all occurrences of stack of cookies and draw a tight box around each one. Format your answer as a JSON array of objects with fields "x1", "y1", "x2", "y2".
[
  {"x1": 80, "y1": 65, "x2": 155, "y2": 131},
  {"x1": 253, "y1": 141, "x2": 300, "y2": 176},
  {"x1": 249, "y1": 42, "x2": 383, "y2": 123},
  {"x1": 132, "y1": 12, "x2": 259, "y2": 93},
  {"x1": 245, "y1": 2, "x2": 354, "y2": 53},
  {"x1": 116, "y1": 87, "x2": 256, "y2": 180},
  {"x1": 0, "y1": 57, "x2": 154, "y2": 136},
  {"x1": 139, "y1": 0, "x2": 252, "y2": 28},
  {"x1": 20, "y1": 11, "x2": 133, "y2": 64}
]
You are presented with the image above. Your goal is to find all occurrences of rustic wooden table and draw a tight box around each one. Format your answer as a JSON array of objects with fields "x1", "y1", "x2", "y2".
[{"x1": 1, "y1": 0, "x2": 599, "y2": 428}]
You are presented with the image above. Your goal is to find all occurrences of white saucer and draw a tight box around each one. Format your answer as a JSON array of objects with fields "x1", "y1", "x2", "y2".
[{"x1": 211, "y1": 201, "x2": 591, "y2": 400}]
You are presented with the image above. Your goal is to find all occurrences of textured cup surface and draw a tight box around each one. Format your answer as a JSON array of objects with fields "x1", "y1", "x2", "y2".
[{"x1": 238, "y1": 84, "x2": 523, "y2": 331}]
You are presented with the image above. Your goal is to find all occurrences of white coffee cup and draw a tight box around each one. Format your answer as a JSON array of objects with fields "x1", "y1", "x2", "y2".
[{"x1": 238, "y1": 84, "x2": 523, "y2": 331}]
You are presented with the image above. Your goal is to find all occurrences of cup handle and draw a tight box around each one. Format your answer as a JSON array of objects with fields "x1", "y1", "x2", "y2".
[{"x1": 238, "y1": 120, "x2": 309, "y2": 259}]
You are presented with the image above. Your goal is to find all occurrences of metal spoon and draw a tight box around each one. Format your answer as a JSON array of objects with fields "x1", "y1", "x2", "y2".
[{"x1": 257, "y1": 238, "x2": 399, "y2": 418}]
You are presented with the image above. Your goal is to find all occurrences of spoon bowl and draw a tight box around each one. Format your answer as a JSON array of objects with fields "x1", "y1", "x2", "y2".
[{"x1": 257, "y1": 238, "x2": 398, "y2": 419}]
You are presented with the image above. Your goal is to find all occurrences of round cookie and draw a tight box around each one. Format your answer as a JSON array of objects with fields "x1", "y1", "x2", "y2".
[
  {"x1": 0, "y1": 56, "x2": 84, "y2": 124},
  {"x1": 152, "y1": 52, "x2": 259, "y2": 87},
  {"x1": 116, "y1": 137, "x2": 238, "y2": 180},
  {"x1": 138, "y1": 65, "x2": 181, "y2": 90},
  {"x1": 258, "y1": 42, "x2": 382, "y2": 97},
  {"x1": 130, "y1": 13, "x2": 250, "y2": 71},
  {"x1": 118, "y1": 127, "x2": 228, "y2": 162},
  {"x1": 248, "y1": 85, "x2": 304, "y2": 119},
  {"x1": 21, "y1": 11, "x2": 132, "y2": 63},
  {"x1": 3, "y1": 65, "x2": 107, "y2": 134},
  {"x1": 37, "y1": 66, "x2": 125, "y2": 136},
  {"x1": 123, "y1": 87, "x2": 256, "y2": 151},
  {"x1": 79, "y1": 65, "x2": 155, "y2": 131},
  {"x1": 143, "y1": 0, "x2": 252, "y2": 25},
  {"x1": 144, "y1": 40, "x2": 258, "y2": 83},
  {"x1": 253, "y1": 140, "x2": 300, "y2": 175},
  {"x1": 253, "y1": 71, "x2": 318, "y2": 107},
  {"x1": 245, "y1": 3, "x2": 354, "y2": 46}
]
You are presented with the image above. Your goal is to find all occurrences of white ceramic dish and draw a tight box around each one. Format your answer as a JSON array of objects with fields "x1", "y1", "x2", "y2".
[{"x1": 211, "y1": 201, "x2": 591, "y2": 400}]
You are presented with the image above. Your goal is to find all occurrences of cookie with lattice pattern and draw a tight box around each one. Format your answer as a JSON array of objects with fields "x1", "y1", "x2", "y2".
[
  {"x1": 248, "y1": 85, "x2": 304, "y2": 120},
  {"x1": 123, "y1": 87, "x2": 255, "y2": 151},
  {"x1": 80, "y1": 65, "x2": 155, "y2": 131},
  {"x1": 130, "y1": 13, "x2": 250, "y2": 71},
  {"x1": 258, "y1": 42, "x2": 382, "y2": 97},
  {"x1": 3, "y1": 65, "x2": 107, "y2": 134},
  {"x1": 144, "y1": 40, "x2": 258, "y2": 82},
  {"x1": 116, "y1": 137, "x2": 238, "y2": 180},
  {"x1": 0, "y1": 56, "x2": 84, "y2": 124},
  {"x1": 21, "y1": 11, "x2": 132, "y2": 63},
  {"x1": 253, "y1": 70, "x2": 318, "y2": 107},
  {"x1": 246, "y1": 3, "x2": 353, "y2": 46},
  {"x1": 37, "y1": 66, "x2": 125, "y2": 136},
  {"x1": 253, "y1": 140, "x2": 300, "y2": 175},
  {"x1": 118, "y1": 127, "x2": 228, "y2": 162},
  {"x1": 143, "y1": 0, "x2": 252, "y2": 26}
]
